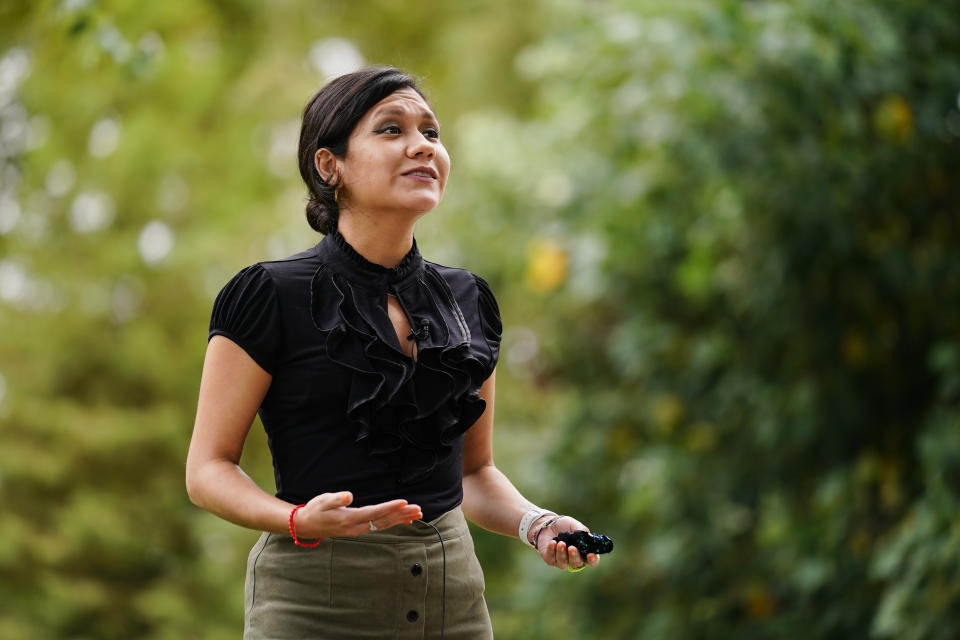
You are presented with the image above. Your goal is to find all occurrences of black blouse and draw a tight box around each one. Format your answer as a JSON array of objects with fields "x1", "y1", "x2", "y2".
[{"x1": 208, "y1": 230, "x2": 502, "y2": 520}]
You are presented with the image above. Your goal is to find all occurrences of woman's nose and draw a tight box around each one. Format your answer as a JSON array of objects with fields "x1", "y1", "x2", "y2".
[{"x1": 406, "y1": 134, "x2": 435, "y2": 158}]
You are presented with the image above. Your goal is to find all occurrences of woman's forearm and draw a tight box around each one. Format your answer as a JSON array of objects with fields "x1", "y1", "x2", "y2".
[
  {"x1": 460, "y1": 463, "x2": 542, "y2": 542},
  {"x1": 186, "y1": 458, "x2": 293, "y2": 535},
  {"x1": 461, "y1": 462, "x2": 601, "y2": 571}
]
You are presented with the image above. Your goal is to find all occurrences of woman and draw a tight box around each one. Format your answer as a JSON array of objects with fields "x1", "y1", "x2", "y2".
[{"x1": 186, "y1": 66, "x2": 600, "y2": 639}]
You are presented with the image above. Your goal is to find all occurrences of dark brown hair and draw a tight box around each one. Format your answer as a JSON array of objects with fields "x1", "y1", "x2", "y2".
[{"x1": 297, "y1": 66, "x2": 425, "y2": 234}]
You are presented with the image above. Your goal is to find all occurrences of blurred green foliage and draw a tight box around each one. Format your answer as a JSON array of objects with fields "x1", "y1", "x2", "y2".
[{"x1": 2, "y1": 1, "x2": 959, "y2": 638}]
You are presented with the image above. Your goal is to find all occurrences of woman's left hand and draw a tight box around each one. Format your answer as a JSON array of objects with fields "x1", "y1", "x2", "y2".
[{"x1": 534, "y1": 515, "x2": 601, "y2": 571}]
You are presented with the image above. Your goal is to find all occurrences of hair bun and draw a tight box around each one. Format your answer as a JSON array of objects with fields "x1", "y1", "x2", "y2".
[{"x1": 306, "y1": 196, "x2": 337, "y2": 234}]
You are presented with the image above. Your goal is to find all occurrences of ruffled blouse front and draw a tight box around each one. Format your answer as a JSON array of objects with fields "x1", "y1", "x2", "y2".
[{"x1": 209, "y1": 231, "x2": 501, "y2": 519}]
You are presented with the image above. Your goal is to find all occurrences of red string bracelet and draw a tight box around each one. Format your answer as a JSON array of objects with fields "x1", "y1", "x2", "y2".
[{"x1": 288, "y1": 504, "x2": 323, "y2": 547}]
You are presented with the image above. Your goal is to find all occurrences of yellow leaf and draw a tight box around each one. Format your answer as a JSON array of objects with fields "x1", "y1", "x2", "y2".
[
  {"x1": 525, "y1": 238, "x2": 568, "y2": 293},
  {"x1": 874, "y1": 94, "x2": 914, "y2": 143}
]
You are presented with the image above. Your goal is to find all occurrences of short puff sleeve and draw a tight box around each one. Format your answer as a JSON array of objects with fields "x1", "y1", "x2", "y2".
[
  {"x1": 209, "y1": 264, "x2": 282, "y2": 374},
  {"x1": 473, "y1": 274, "x2": 502, "y2": 379}
]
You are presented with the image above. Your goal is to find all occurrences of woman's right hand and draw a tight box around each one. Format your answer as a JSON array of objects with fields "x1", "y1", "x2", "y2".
[{"x1": 292, "y1": 491, "x2": 423, "y2": 539}]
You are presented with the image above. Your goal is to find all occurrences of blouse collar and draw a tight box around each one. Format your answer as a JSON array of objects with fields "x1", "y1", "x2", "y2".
[{"x1": 317, "y1": 228, "x2": 424, "y2": 290}]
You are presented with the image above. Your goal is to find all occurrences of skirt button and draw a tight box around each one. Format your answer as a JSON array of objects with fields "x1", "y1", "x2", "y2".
[
  {"x1": 407, "y1": 610, "x2": 419, "y2": 622},
  {"x1": 410, "y1": 563, "x2": 423, "y2": 576}
]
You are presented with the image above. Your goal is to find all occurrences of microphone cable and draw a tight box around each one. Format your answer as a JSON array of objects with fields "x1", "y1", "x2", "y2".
[{"x1": 415, "y1": 519, "x2": 446, "y2": 640}]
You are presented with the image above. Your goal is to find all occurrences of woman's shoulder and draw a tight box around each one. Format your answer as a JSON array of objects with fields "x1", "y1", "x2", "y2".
[
  {"x1": 254, "y1": 245, "x2": 321, "y2": 283},
  {"x1": 424, "y1": 260, "x2": 495, "y2": 295},
  {"x1": 212, "y1": 245, "x2": 320, "y2": 314}
]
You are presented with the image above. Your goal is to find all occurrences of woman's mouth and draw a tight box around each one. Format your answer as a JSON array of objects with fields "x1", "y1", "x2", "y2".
[{"x1": 402, "y1": 167, "x2": 438, "y2": 181}]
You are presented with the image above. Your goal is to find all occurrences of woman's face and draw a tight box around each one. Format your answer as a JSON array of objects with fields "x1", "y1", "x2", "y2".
[{"x1": 334, "y1": 88, "x2": 450, "y2": 217}]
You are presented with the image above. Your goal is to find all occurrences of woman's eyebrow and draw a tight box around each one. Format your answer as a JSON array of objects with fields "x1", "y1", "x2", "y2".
[{"x1": 372, "y1": 107, "x2": 439, "y2": 125}]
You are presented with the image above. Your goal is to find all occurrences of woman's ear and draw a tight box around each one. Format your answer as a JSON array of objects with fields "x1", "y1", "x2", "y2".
[{"x1": 314, "y1": 148, "x2": 340, "y2": 185}]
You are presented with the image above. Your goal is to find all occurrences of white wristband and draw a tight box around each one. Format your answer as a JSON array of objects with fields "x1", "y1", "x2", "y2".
[{"x1": 518, "y1": 508, "x2": 555, "y2": 546}]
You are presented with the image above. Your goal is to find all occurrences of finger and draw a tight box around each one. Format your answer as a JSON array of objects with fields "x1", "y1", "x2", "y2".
[
  {"x1": 347, "y1": 500, "x2": 406, "y2": 521},
  {"x1": 362, "y1": 505, "x2": 423, "y2": 533},
  {"x1": 560, "y1": 517, "x2": 589, "y2": 534},
  {"x1": 381, "y1": 513, "x2": 420, "y2": 529},
  {"x1": 556, "y1": 541, "x2": 569, "y2": 570},
  {"x1": 541, "y1": 539, "x2": 559, "y2": 567},
  {"x1": 568, "y1": 546, "x2": 583, "y2": 569},
  {"x1": 306, "y1": 491, "x2": 353, "y2": 511},
  {"x1": 368, "y1": 500, "x2": 422, "y2": 518},
  {"x1": 587, "y1": 553, "x2": 600, "y2": 567},
  {"x1": 380, "y1": 505, "x2": 424, "y2": 528},
  {"x1": 570, "y1": 518, "x2": 590, "y2": 534},
  {"x1": 354, "y1": 500, "x2": 420, "y2": 523},
  {"x1": 348, "y1": 508, "x2": 422, "y2": 538}
]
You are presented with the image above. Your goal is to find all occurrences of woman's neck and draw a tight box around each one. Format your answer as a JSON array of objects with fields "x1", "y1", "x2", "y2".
[{"x1": 335, "y1": 212, "x2": 417, "y2": 269}]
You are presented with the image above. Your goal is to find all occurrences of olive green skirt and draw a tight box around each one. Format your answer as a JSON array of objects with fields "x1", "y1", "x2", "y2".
[{"x1": 243, "y1": 507, "x2": 492, "y2": 639}]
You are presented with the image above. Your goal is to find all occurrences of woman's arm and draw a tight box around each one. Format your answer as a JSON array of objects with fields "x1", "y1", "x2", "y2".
[
  {"x1": 186, "y1": 336, "x2": 421, "y2": 539},
  {"x1": 461, "y1": 369, "x2": 600, "y2": 570}
]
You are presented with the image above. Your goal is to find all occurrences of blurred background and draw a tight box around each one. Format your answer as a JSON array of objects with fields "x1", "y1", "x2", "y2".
[{"x1": 2, "y1": 0, "x2": 960, "y2": 638}]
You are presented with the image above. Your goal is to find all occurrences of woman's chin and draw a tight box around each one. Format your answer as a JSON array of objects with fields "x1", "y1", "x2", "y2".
[{"x1": 404, "y1": 196, "x2": 443, "y2": 214}]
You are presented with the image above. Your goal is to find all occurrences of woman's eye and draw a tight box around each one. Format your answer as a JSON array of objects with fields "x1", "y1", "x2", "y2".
[
  {"x1": 377, "y1": 125, "x2": 401, "y2": 134},
  {"x1": 423, "y1": 128, "x2": 440, "y2": 139}
]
